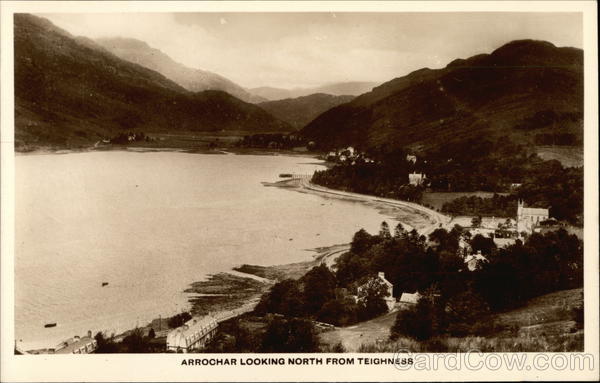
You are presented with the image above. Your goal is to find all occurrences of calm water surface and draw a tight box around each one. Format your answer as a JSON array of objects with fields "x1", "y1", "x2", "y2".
[{"x1": 16, "y1": 151, "x2": 397, "y2": 350}]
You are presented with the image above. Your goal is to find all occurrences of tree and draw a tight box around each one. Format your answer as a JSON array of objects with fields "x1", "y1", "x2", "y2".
[
  {"x1": 148, "y1": 328, "x2": 156, "y2": 339},
  {"x1": 302, "y1": 264, "x2": 337, "y2": 315},
  {"x1": 168, "y1": 312, "x2": 192, "y2": 328},
  {"x1": 122, "y1": 328, "x2": 149, "y2": 353},
  {"x1": 470, "y1": 234, "x2": 496, "y2": 255},
  {"x1": 356, "y1": 275, "x2": 391, "y2": 321},
  {"x1": 254, "y1": 279, "x2": 304, "y2": 317},
  {"x1": 390, "y1": 286, "x2": 443, "y2": 341},
  {"x1": 379, "y1": 221, "x2": 392, "y2": 239},
  {"x1": 350, "y1": 229, "x2": 374, "y2": 254},
  {"x1": 393, "y1": 223, "x2": 407, "y2": 239},
  {"x1": 261, "y1": 317, "x2": 320, "y2": 352},
  {"x1": 317, "y1": 297, "x2": 358, "y2": 326},
  {"x1": 94, "y1": 331, "x2": 118, "y2": 353},
  {"x1": 471, "y1": 216, "x2": 482, "y2": 228},
  {"x1": 444, "y1": 288, "x2": 491, "y2": 336}
]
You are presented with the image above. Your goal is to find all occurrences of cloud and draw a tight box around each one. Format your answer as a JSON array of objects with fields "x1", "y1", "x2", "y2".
[{"x1": 40, "y1": 12, "x2": 582, "y2": 89}]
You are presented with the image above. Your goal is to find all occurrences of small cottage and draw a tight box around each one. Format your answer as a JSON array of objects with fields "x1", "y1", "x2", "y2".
[
  {"x1": 356, "y1": 272, "x2": 396, "y2": 311},
  {"x1": 399, "y1": 291, "x2": 421, "y2": 305}
]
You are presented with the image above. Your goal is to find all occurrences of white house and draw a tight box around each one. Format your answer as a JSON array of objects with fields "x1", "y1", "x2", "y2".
[
  {"x1": 408, "y1": 172, "x2": 426, "y2": 186},
  {"x1": 464, "y1": 250, "x2": 489, "y2": 271},
  {"x1": 166, "y1": 315, "x2": 218, "y2": 353},
  {"x1": 516, "y1": 200, "x2": 549, "y2": 234},
  {"x1": 406, "y1": 154, "x2": 417, "y2": 164},
  {"x1": 356, "y1": 272, "x2": 396, "y2": 311}
]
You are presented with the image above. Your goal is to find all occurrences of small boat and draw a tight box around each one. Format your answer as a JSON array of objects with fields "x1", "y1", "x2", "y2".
[
  {"x1": 44, "y1": 323, "x2": 57, "y2": 328},
  {"x1": 102, "y1": 282, "x2": 109, "y2": 287},
  {"x1": 279, "y1": 173, "x2": 293, "y2": 178}
]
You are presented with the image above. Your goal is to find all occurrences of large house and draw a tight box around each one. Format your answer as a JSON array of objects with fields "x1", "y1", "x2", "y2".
[
  {"x1": 356, "y1": 272, "x2": 396, "y2": 311},
  {"x1": 166, "y1": 315, "x2": 218, "y2": 353},
  {"x1": 517, "y1": 200, "x2": 549, "y2": 234}
]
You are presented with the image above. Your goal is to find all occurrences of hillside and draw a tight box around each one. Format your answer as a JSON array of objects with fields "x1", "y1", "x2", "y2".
[
  {"x1": 95, "y1": 37, "x2": 265, "y2": 103},
  {"x1": 320, "y1": 288, "x2": 583, "y2": 352},
  {"x1": 248, "y1": 81, "x2": 378, "y2": 101},
  {"x1": 257, "y1": 93, "x2": 354, "y2": 129},
  {"x1": 301, "y1": 40, "x2": 583, "y2": 152},
  {"x1": 14, "y1": 14, "x2": 290, "y2": 150}
]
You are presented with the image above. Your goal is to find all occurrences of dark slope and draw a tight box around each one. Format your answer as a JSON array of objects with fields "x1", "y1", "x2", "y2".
[
  {"x1": 96, "y1": 37, "x2": 266, "y2": 104},
  {"x1": 257, "y1": 93, "x2": 354, "y2": 130},
  {"x1": 301, "y1": 40, "x2": 583, "y2": 152},
  {"x1": 14, "y1": 14, "x2": 290, "y2": 150}
]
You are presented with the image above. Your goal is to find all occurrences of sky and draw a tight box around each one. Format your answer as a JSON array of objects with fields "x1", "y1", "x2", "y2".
[{"x1": 40, "y1": 12, "x2": 582, "y2": 89}]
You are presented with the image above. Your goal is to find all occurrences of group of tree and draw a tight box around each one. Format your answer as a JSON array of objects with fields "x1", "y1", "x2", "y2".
[
  {"x1": 387, "y1": 227, "x2": 582, "y2": 341},
  {"x1": 311, "y1": 160, "x2": 424, "y2": 202},
  {"x1": 513, "y1": 110, "x2": 580, "y2": 135},
  {"x1": 94, "y1": 327, "x2": 158, "y2": 353},
  {"x1": 253, "y1": 260, "x2": 392, "y2": 328},
  {"x1": 236, "y1": 133, "x2": 306, "y2": 150},
  {"x1": 204, "y1": 315, "x2": 321, "y2": 353},
  {"x1": 167, "y1": 311, "x2": 192, "y2": 328},
  {"x1": 442, "y1": 194, "x2": 517, "y2": 218}
]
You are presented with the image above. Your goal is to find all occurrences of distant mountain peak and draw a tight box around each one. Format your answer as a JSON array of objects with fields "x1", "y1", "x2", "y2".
[
  {"x1": 95, "y1": 37, "x2": 266, "y2": 103},
  {"x1": 258, "y1": 93, "x2": 355, "y2": 129},
  {"x1": 249, "y1": 81, "x2": 378, "y2": 101}
]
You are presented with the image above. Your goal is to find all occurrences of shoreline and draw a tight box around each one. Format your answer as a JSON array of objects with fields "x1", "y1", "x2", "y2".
[
  {"x1": 20, "y1": 151, "x2": 447, "y2": 353},
  {"x1": 268, "y1": 177, "x2": 451, "y2": 236},
  {"x1": 15, "y1": 143, "x2": 326, "y2": 160}
]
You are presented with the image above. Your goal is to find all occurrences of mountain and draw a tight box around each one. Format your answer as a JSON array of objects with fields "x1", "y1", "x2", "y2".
[
  {"x1": 257, "y1": 93, "x2": 355, "y2": 129},
  {"x1": 248, "y1": 87, "x2": 295, "y2": 102},
  {"x1": 14, "y1": 14, "x2": 290, "y2": 150},
  {"x1": 301, "y1": 40, "x2": 583, "y2": 152},
  {"x1": 248, "y1": 82, "x2": 378, "y2": 101},
  {"x1": 95, "y1": 37, "x2": 266, "y2": 103}
]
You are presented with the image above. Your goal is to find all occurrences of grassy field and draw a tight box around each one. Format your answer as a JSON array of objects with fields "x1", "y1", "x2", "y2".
[
  {"x1": 320, "y1": 288, "x2": 583, "y2": 352},
  {"x1": 536, "y1": 146, "x2": 583, "y2": 168}
]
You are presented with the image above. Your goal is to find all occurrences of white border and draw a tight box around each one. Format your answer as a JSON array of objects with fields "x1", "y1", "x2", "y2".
[{"x1": 1, "y1": 1, "x2": 598, "y2": 382}]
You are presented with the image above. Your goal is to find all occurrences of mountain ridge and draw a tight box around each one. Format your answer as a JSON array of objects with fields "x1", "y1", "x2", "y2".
[
  {"x1": 95, "y1": 37, "x2": 266, "y2": 103},
  {"x1": 257, "y1": 93, "x2": 355, "y2": 130},
  {"x1": 301, "y1": 39, "x2": 583, "y2": 153},
  {"x1": 14, "y1": 14, "x2": 290, "y2": 150},
  {"x1": 249, "y1": 81, "x2": 378, "y2": 101}
]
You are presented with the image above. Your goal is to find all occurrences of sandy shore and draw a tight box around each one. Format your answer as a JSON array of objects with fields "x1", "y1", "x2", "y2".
[{"x1": 267, "y1": 177, "x2": 451, "y2": 236}]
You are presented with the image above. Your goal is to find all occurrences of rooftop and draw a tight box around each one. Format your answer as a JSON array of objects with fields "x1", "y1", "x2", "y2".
[{"x1": 54, "y1": 336, "x2": 97, "y2": 354}]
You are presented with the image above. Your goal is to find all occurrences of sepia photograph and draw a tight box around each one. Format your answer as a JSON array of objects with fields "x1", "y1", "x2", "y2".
[{"x1": 1, "y1": 1, "x2": 598, "y2": 382}]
